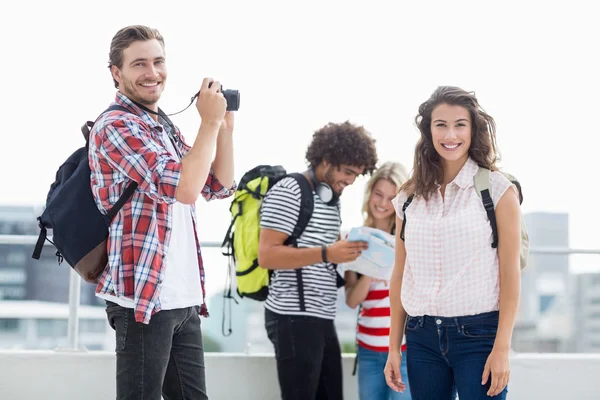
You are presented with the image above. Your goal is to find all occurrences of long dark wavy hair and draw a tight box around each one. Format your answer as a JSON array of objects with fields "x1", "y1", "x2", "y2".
[{"x1": 402, "y1": 86, "x2": 500, "y2": 200}]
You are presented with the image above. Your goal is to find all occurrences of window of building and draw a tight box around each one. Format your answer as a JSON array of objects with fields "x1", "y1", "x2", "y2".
[
  {"x1": 0, "y1": 286, "x2": 26, "y2": 300},
  {"x1": 79, "y1": 319, "x2": 107, "y2": 333},
  {"x1": 36, "y1": 319, "x2": 68, "y2": 338},
  {"x1": 6, "y1": 250, "x2": 26, "y2": 267},
  {"x1": 590, "y1": 298, "x2": 600, "y2": 305},
  {"x1": 539, "y1": 295, "x2": 555, "y2": 313},
  {"x1": 0, "y1": 318, "x2": 20, "y2": 332}
]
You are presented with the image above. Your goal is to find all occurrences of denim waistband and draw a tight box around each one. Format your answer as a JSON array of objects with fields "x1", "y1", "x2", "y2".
[{"x1": 408, "y1": 311, "x2": 499, "y2": 329}]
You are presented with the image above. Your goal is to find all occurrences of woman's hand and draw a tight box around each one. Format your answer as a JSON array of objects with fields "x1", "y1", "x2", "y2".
[
  {"x1": 482, "y1": 347, "x2": 510, "y2": 396},
  {"x1": 384, "y1": 351, "x2": 407, "y2": 393}
]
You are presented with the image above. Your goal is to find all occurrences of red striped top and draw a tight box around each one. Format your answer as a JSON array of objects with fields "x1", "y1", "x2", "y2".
[{"x1": 357, "y1": 280, "x2": 406, "y2": 352}]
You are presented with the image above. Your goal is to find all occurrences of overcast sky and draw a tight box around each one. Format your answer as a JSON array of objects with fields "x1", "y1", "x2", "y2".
[{"x1": 2, "y1": 0, "x2": 598, "y2": 292}]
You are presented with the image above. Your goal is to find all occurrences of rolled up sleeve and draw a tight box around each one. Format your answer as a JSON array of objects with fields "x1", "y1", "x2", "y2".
[{"x1": 201, "y1": 168, "x2": 236, "y2": 201}]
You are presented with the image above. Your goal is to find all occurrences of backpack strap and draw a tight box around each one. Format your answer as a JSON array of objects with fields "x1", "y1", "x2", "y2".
[
  {"x1": 157, "y1": 108, "x2": 176, "y2": 134},
  {"x1": 105, "y1": 104, "x2": 131, "y2": 114},
  {"x1": 285, "y1": 173, "x2": 315, "y2": 312},
  {"x1": 106, "y1": 183, "x2": 138, "y2": 220},
  {"x1": 32, "y1": 218, "x2": 48, "y2": 260},
  {"x1": 351, "y1": 301, "x2": 363, "y2": 376},
  {"x1": 286, "y1": 173, "x2": 315, "y2": 244},
  {"x1": 156, "y1": 108, "x2": 184, "y2": 158},
  {"x1": 399, "y1": 195, "x2": 414, "y2": 241},
  {"x1": 97, "y1": 105, "x2": 140, "y2": 221},
  {"x1": 474, "y1": 167, "x2": 499, "y2": 248},
  {"x1": 81, "y1": 104, "x2": 131, "y2": 144}
]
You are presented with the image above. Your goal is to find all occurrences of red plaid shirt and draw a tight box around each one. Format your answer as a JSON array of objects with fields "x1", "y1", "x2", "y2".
[{"x1": 88, "y1": 92, "x2": 234, "y2": 324}]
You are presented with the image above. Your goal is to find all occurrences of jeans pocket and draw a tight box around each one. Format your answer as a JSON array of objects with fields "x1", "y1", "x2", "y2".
[
  {"x1": 460, "y1": 322, "x2": 498, "y2": 338},
  {"x1": 405, "y1": 316, "x2": 422, "y2": 332},
  {"x1": 272, "y1": 319, "x2": 299, "y2": 361},
  {"x1": 105, "y1": 301, "x2": 121, "y2": 313},
  {"x1": 106, "y1": 307, "x2": 128, "y2": 352},
  {"x1": 265, "y1": 318, "x2": 279, "y2": 351},
  {"x1": 265, "y1": 318, "x2": 277, "y2": 335}
]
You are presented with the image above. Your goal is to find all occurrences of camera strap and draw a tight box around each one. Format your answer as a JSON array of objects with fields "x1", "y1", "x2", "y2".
[{"x1": 128, "y1": 92, "x2": 198, "y2": 118}]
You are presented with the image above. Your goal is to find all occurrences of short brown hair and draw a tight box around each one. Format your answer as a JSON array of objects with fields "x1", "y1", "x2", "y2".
[
  {"x1": 305, "y1": 121, "x2": 378, "y2": 175},
  {"x1": 402, "y1": 86, "x2": 500, "y2": 200},
  {"x1": 108, "y1": 25, "x2": 165, "y2": 88}
]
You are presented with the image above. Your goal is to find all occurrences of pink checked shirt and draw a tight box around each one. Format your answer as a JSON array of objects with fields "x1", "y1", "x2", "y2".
[{"x1": 392, "y1": 158, "x2": 513, "y2": 317}]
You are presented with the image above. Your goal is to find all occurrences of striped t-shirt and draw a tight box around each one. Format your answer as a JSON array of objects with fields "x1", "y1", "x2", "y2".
[{"x1": 260, "y1": 176, "x2": 341, "y2": 319}]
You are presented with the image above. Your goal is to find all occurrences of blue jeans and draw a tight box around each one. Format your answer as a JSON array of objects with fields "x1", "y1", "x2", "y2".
[
  {"x1": 405, "y1": 311, "x2": 507, "y2": 400},
  {"x1": 358, "y1": 346, "x2": 411, "y2": 400}
]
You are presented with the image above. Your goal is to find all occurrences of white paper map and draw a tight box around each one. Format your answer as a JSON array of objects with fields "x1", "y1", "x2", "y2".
[{"x1": 339, "y1": 226, "x2": 395, "y2": 280}]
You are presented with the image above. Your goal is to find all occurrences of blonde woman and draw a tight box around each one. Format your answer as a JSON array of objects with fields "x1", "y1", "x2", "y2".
[{"x1": 345, "y1": 161, "x2": 411, "y2": 399}]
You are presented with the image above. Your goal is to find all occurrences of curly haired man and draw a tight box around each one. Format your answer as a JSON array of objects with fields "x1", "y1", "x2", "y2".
[{"x1": 258, "y1": 121, "x2": 378, "y2": 400}]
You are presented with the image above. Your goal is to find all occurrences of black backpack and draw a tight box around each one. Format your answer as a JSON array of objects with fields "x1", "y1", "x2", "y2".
[{"x1": 31, "y1": 105, "x2": 138, "y2": 283}]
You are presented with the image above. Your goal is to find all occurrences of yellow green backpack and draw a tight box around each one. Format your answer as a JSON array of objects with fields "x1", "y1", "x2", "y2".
[{"x1": 221, "y1": 165, "x2": 315, "y2": 303}]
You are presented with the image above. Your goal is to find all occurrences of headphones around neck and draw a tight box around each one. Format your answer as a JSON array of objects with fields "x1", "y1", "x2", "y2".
[{"x1": 308, "y1": 169, "x2": 339, "y2": 206}]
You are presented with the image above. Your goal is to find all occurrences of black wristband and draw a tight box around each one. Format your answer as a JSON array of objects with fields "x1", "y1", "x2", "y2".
[{"x1": 321, "y1": 245, "x2": 328, "y2": 263}]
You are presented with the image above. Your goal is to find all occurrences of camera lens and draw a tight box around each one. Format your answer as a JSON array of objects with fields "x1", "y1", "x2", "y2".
[{"x1": 222, "y1": 89, "x2": 240, "y2": 112}]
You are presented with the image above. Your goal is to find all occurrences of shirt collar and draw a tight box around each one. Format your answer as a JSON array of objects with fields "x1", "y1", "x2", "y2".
[
  {"x1": 115, "y1": 92, "x2": 162, "y2": 131},
  {"x1": 450, "y1": 157, "x2": 479, "y2": 189}
]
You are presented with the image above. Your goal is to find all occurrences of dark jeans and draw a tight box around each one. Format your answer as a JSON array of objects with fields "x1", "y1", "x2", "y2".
[
  {"x1": 105, "y1": 301, "x2": 207, "y2": 400},
  {"x1": 405, "y1": 311, "x2": 507, "y2": 400},
  {"x1": 265, "y1": 308, "x2": 343, "y2": 400}
]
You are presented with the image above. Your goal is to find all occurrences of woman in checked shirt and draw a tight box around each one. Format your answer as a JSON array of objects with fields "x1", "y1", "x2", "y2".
[{"x1": 384, "y1": 86, "x2": 522, "y2": 399}]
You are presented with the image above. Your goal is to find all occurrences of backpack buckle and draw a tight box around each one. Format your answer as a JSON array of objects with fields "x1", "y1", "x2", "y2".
[
  {"x1": 481, "y1": 189, "x2": 494, "y2": 210},
  {"x1": 402, "y1": 195, "x2": 414, "y2": 211},
  {"x1": 482, "y1": 197, "x2": 494, "y2": 210}
]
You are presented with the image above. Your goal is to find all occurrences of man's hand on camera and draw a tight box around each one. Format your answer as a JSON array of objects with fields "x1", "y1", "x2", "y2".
[
  {"x1": 326, "y1": 240, "x2": 368, "y2": 264},
  {"x1": 196, "y1": 78, "x2": 226, "y2": 127}
]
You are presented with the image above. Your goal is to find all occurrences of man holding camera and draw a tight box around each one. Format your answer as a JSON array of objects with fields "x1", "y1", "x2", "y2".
[
  {"x1": 88, "y1": 25, "x2": 236, "y2": 399},
  {"x1": 258, "y1": 121, "x2": 378, "y2": 399}
]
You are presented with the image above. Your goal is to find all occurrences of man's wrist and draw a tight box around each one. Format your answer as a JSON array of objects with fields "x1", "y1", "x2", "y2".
[
  {"x1": 321, "y1": 245, "x2": 328, "y2": 263},
  {"x1": 200, "y1": 119, "x2": 222, "y2": 132}
]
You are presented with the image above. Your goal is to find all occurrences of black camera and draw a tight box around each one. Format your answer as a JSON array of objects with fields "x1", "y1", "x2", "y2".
[{"x1": 208, "y1": 82, "x2": 240, "y2": 112}]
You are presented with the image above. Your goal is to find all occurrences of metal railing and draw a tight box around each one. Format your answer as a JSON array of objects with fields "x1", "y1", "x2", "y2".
[
  {"x1": 1, "y1": 234, "x2": 599, "y2": 350},
  {"x1": 0, "y1": 234, "x2": 222, "y2": 350}
]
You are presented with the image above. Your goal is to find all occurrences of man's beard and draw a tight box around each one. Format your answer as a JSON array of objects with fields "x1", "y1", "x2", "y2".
[
  {"x1": 324, "y1": 167, "x2": 343, "y2": 195},
  {"x1": 121, "y1": 78, "x2": 160, "y2": 106}
]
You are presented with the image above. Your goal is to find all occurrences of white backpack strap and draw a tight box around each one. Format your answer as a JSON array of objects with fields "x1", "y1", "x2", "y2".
[
  {"x1": 473, "y1": 167, "x2": 498, "y2": 248},
  {"x1": 474, "y1": 166, "x2": 491, "y2": 198}
]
